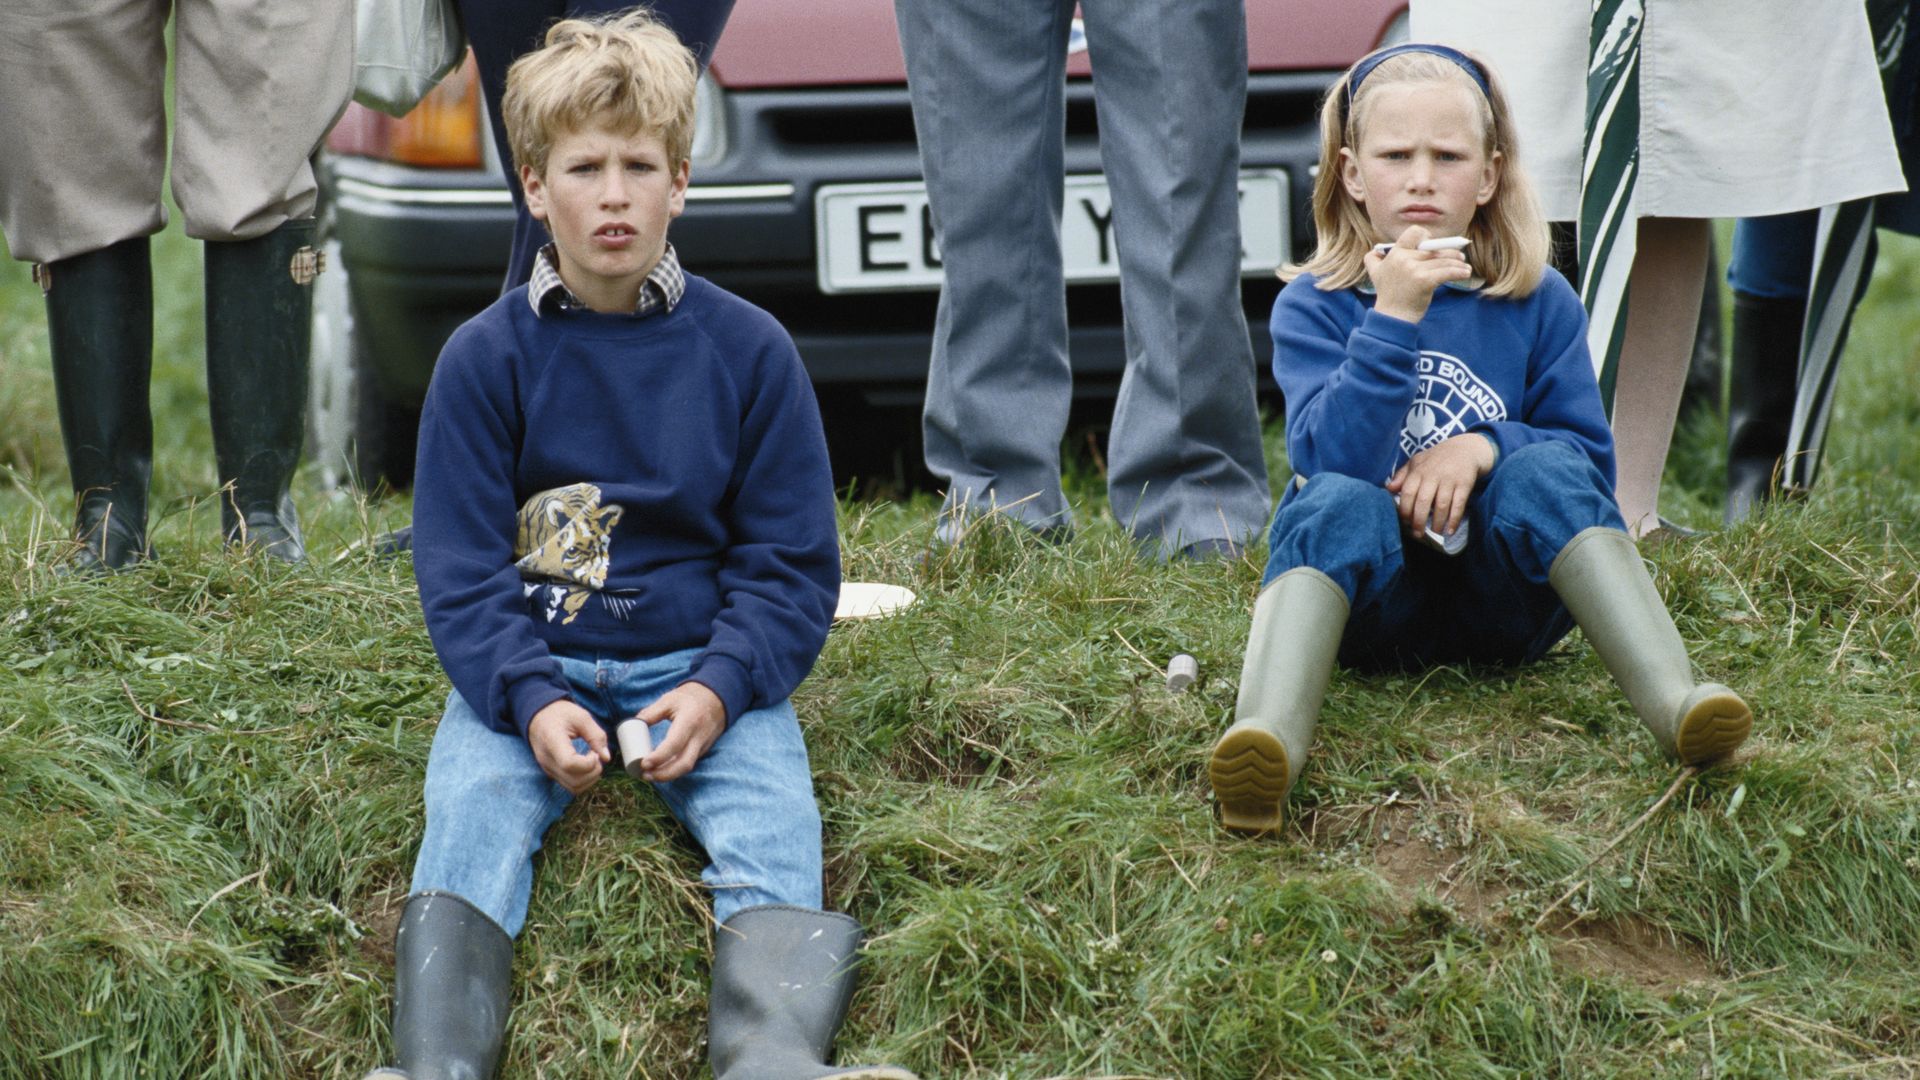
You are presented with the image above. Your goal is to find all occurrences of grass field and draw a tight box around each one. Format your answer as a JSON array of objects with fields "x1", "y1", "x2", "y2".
[{"x1": 0, "y1": 213, "x2": 1915, "y2": 1078}]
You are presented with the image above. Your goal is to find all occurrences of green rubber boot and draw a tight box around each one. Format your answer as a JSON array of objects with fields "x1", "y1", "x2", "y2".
[
  {"x1": 362, "y1": 891, "x2": 513, "y2": 1080},
  {"x1": 1549, "y1": 527, "x2": 1753, "y2": 764},
  {"x1": 204, "y1": 219, "x2": 319, "y2": 563},
  {"x1": 1209, "y1": 567, "x2": 1349, "y2": 834},
  {"x1": 708, "y1": 905, "x2": 917, "y2": 1080},
  {"x1": 43, "y1": 238, "x2": 155, "y2": 573}
]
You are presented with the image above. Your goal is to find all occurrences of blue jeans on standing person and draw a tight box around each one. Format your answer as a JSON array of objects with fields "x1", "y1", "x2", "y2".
[
  {"x1": 1728, "y1": 211, "x2": 1822, "y2": 302},
  {"x1": 1265, "y1": 441, "x2": 1628, "y2": 671},
  {"x1": 409, "y1": 647, "x2": 823, "y2": 937}
]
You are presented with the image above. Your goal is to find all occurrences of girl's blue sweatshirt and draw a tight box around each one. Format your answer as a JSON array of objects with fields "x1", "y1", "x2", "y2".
[
  {"x1": 412, "y1": 274, "x2": 841, "y2": 737},
  {"x1": 1270, "y1": 269, "x2": 1616, "y2": 503}
]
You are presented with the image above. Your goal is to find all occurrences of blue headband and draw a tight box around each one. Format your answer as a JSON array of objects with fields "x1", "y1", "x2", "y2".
[{"x1": 1344, "y1": 43, "x2": 1491, "y2": 111}]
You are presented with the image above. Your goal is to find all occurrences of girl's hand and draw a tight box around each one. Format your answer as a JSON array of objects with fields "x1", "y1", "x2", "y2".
[
  {"x1": 1366, "y1": 226, "x2": 1473, "y2": 324},
  {"x1": 1386, "y1": 433, "x2": 1496, "y2": 540}
]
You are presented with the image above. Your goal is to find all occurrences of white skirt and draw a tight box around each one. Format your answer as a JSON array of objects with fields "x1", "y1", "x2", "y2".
[{"x1": 1410, "y1": 0, "x2": 1907, "y2": 220}]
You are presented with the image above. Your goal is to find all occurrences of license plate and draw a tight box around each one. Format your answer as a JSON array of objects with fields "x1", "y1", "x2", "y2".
[{"x1": 814, "y1": 171, "x2": 1290, "y2": 295}]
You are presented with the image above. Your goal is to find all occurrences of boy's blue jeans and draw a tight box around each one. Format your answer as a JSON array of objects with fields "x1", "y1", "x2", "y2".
[
  {"x1": 1265, "y1": 441, "x2": 1628, "y2": 670},
  {"x1": 410, "y1": 647, "x2": 823, "y2": 937}
]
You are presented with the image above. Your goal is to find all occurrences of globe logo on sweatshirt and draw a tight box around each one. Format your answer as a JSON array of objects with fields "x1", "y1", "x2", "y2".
[{"x1": 1399, "y1": 351, "x2": 1507, "y2": 465}]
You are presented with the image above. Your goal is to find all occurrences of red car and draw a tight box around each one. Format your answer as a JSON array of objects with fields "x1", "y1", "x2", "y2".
[{"x1": 310, "y1": 0, "x2": 1411, "y2": 488}]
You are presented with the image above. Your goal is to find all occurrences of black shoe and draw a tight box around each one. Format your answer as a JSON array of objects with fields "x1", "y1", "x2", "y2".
[
  {"x1": 1724, "y1": 291, "x2": 1801, "y2": 525},
  {"x1": 918, "y1": 514, "x2": 1069, "y2": 573},
  {"x1": 1637, "y1": 516, "x2": 1705, "y2": 547},
  {"x1": 225, "y1": 504, "x2": 307, "y2": 563},
  {"x1": 60, "y1": 495, "x2": 153, "y2": 575},
  {"x1": 1176, "y1": 537, "x2": 1244, "y2": 563},
  {"x1": 374, "y1": 525, "x2": 413, "y2": 557}
]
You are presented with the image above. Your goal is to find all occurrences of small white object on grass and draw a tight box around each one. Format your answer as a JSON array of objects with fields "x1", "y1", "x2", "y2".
[
  {"x1": 1372, "y1": 236, "x2": 1471, "y2": 256},
  {"x1": 834, "y1": 581, "x2": 918, "y2": 621},
  {"x1": 1167, "y1": 653, "x2": 1198, "y2": 692},
  {"x1": 616, "y1": 718, "x2": 652, "y2": 780}
]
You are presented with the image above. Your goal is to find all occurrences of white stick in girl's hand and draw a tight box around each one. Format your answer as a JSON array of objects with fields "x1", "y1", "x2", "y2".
[{"x1": 1372, "y1": 236, "x2": 1471, "y2": 256}]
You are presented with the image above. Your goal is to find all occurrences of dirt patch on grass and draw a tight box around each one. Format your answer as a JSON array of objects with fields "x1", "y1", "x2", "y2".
[
  {"x1": 1362, "y1": 808, "x2": 1452, "y2": 886},
  {"x1": 1303, "y1": 798, "x2": 1719, "y2": 994},
  {"x1": 1366, "y1": 806, "x2": 1514, "y2": 925},
  {"x1": 356, "y1": 886, "x2": 407, "y2": 967},
  {"x1": 1549, "y1": 915, "x2": 1714, "y2": 992},
  {"x1": 1302, "y1": 802, "x2": 1514, "y2": 924}
]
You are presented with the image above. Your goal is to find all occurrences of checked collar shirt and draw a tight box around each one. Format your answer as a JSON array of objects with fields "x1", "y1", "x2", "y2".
[{"x1": 528, "y1": 242, "x2": 686, "y2": 318}]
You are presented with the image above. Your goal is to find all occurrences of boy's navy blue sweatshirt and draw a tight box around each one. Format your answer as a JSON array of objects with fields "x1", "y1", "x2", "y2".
[
  {"x1": 1270, "y1": 269, "x2": 1616, "y2": 506},
  {"x1": 412, "y1": 274, "x2": 841, "y2": 737}
]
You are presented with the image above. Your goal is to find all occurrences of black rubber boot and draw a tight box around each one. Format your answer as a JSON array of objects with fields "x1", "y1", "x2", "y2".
[
  {"x1": 43, "y1": 238, "x2": 156, "y2": 573},
  {"x1": 1724, "y1": 291, "x2": 1802, "y2": 525},
  {"x1": 709, "y1": 905, "x2": 917, "y2": 1080},
  {"x1": 363, "y1": 891, "x2": 513, "y2": 1080},
  {"x1": 204, "y1": 219, "x2": 319, "y2": 562}
]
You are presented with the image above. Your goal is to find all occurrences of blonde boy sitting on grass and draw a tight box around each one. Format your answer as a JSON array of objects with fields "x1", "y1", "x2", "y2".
[{"x1": 364, "y1": 12, "x2": 912, "y2": 1079}]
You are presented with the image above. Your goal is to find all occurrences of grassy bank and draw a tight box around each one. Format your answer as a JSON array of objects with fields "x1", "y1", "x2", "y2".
[{"x1": 0, "y1": 217, "x2": 1915, "y2": 1077}]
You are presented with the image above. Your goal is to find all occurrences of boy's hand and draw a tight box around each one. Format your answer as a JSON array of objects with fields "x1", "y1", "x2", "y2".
[
  {"x1": 635, "y1": 682, "x2": 727, "y2": 783},
  {"x1": 1366, "y1": 226, "x2": 1472, "y2": 324},
  {"x1": 1387, "y1": 433, "x2": 1496, "y2": 540},
  {"x1": 528, "y1": 699, "x2": 610, "y2": 795}
]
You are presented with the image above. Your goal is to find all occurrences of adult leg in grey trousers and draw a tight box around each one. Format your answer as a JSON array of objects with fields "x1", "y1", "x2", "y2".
[
  {"x1": 1083, "y1": 0, "x2": 1271, "y2": 554},
  {"x1": 896, "y1": 0, "x2": 1079, "y2": 537},
  {"x1": 896, "y1": 0, "x2": 1271, "y2": 551}
]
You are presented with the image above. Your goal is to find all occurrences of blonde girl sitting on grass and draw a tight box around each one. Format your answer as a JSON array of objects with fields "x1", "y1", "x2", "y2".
[{"x1": 1208, "y1": 44, "x2": 1753, "y2": 835}]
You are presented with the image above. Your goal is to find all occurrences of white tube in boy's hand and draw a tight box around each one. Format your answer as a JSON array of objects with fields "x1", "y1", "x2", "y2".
[
  {"x1": 616, "y1": 717, "x2": 653, "y2": 780},
  {"x1": 1372, "y1": 236, "x2": 1471, "y2": 257}
]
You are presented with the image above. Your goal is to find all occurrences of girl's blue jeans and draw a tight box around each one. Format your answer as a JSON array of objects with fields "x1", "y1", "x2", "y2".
[
  {"x1": 409, "y1": 647, "x2": 823, "y2": 937},
  {"x1": 1265, "y1": 440, "x2": 1627, "y2": 671}
]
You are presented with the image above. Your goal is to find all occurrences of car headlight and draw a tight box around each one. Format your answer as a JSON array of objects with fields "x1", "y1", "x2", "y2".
[
  {"x1": 691, "y1": 72, "x2": 727, "y2": 167},
  {"x1": 1376, "y1": 10, "x2": 1410, "y2": 48}
]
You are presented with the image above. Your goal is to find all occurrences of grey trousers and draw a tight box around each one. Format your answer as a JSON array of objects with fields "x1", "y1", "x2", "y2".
[
  {"x1": 0, "y1": 0, "x2": 354, "y2": 265},
  {"x1": 895, "y1": 0, "x2": 1271, "y2": 550}
]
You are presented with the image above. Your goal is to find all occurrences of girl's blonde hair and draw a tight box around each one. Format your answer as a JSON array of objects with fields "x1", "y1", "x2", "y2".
[
  {"x1": 1284, "y1": 47, "x2": 1549, "y2": 298},
  {"x1": 503, "y1": 8, "x2": 698, "y2": 180}
]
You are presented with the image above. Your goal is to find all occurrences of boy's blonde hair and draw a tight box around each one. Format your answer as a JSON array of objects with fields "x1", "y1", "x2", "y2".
[
  {"x1": 1285, "y1": 47, "x2": 1550, "y2": 298},
  {"x1": 503, "y1": 8, "x2": 699, "y2": 179}
]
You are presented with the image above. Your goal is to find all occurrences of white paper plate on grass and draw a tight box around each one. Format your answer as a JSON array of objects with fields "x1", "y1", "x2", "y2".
[{"x1": 834, "y1": 582, "x2": 917, "y2": 621}]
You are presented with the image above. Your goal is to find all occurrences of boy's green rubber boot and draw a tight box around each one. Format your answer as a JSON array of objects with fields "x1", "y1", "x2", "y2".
[
  {"x1": 708, "y1": 905, "x2": 918, "y2": 1080},
  {"x1": 362, "y1": 891, "x2": 513, "y2": 1080},
  {"x1": 205, "y1": 219, "x2": 318, "y2": 563},
  {"x1": 43, "y1": 237, "x2": 155, "y2": 573},
  {"x1": 1209, "y1": 567, "x2": 1349, "y2": 834},
  {"x1": 1549, "y1": 527, "x2": 1753, "y2": 764}
]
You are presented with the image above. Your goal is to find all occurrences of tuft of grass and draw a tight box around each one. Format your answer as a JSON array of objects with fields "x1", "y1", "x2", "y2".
[{"x1": 2, "y1": 217, "x2": 1918, "y2": 1077}]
